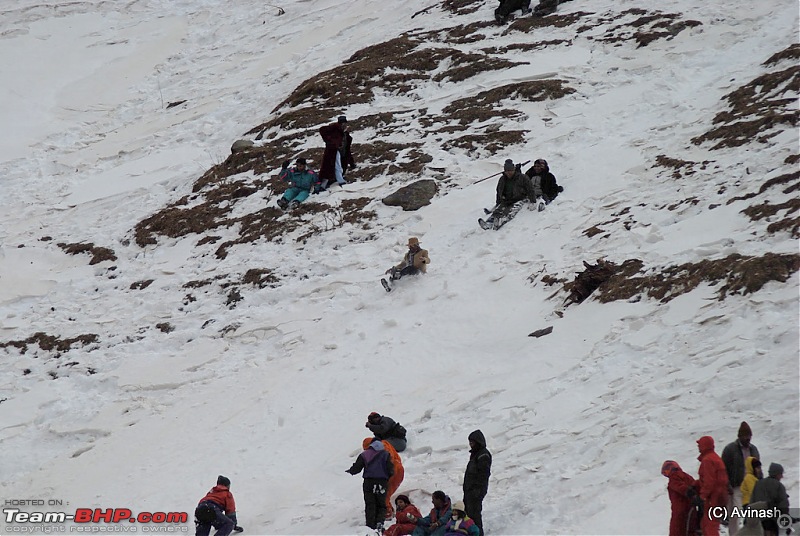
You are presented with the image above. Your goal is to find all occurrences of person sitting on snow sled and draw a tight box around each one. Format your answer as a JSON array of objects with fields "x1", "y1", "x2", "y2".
[
  {"x1": 385, "y1": 238, "x2": 430, "y2": 282},
  {"x1": 524, "y1": 158, "x2": 562, "y2": 205}
]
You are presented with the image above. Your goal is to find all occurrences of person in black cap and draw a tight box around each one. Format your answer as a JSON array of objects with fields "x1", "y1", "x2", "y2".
[
  {"x1": 319, "y1": 115, "x2": 355, "y2": 189},
  {"x1": 479, "y1": 159, "x2": 539, "y2": 230},
  {"x1": 721, "y1": 421, "x2": 760, "y2": 536},
  {"x1": 194, "y1": 476, "x2": 242, "y2": 536}
]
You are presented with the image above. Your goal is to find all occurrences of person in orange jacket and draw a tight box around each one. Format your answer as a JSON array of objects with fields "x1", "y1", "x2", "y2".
[
  {"x1": 697, "y1": 436, "x2": 730, "y2": 536},
  {"x1": 384, "y1": 495, "x2": 422, "y2": 536},
  {"x1": 364, "y1": 437, "x2": 405, "y2": 519},
  {"x1": 194, "y1": 475, "x2": 242, "y2": 536},
  {"x1": 661, "y1": 460, "x2": 699, "y2": 536}
]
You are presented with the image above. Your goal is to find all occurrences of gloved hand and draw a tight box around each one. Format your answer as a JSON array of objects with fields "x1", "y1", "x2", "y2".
[
  {"x1": 406, "y1": 514, "x2": 416, "y2": 522},
  {"x1": 281, "y1": 159, "x2": 290, "y2": 169},
  {"x1": 233, "y1": 526, "x2": 244, "y2": 533}
]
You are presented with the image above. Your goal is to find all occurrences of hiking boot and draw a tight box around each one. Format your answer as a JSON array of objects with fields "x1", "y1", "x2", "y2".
[
  {"x1": 287, "y1": 200, "x2": 299, "y2": 210},
  {"x1": 277, "y1": 197, "x2": 289, "y2": 209}
]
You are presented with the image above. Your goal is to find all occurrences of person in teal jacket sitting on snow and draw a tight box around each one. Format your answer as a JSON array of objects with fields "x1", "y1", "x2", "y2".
[{"x1": 276, "y1": 157, "x2": 320, "y2": 210}]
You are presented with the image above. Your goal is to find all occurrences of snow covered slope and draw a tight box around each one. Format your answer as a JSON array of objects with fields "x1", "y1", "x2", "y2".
[{"x1": 1, "y1": 0, "x2": 797, "y2": 534}]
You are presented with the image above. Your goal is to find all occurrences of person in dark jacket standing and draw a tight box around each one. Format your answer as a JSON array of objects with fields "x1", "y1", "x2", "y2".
[
  {"x1": 463, "y1": 430, "x2": 491, "y2": 536},
  {"x1": 721, "y1": 421, "x2": 760, "y2": 536},
  {"x1": 524, "y1": 158, "x2": 562, "y2": 205},
  {"x1": 319, "y1": 115, "x2": 355, "y2": 189},
  {"x1": 195, "y1": 475, "x2": 242, "y2": 536},
  {"x1": 750, "y1": 463, "x2": 790, "y2": 536},
  {"x1": 347, "y1": 438, "x2": 395, "y2": 531}
]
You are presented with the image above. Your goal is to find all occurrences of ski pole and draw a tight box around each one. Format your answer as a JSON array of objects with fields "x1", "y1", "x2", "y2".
[{"x1": 473, "y1": 160, "x2": 531, "y2": 185}]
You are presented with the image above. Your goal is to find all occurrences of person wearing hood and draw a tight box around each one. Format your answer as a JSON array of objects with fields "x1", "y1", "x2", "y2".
[
  {"x1": 384, "y1": 494, "x2": 422, "y2": 536},
  {"x1": 661, "y1": 460, "x2": 699, "y2": 536},
  {"x1": 721, "y1": 421, "x2": 761, "y2": 536},
  {"x1": 463, "y1": 430, "x2": 491, "y2": 536},
  {"x1": 524, "y1": 158, "x2": 562, "y2": 205},
  {"x1": 408, "y1": 491, "x2": 452, "y2": 536},
  {"x1": 443, "y1": 501, "x2": 480, "y2": 536},
  {"x1": 347, "y1": 437, "x2": 395, "y2": 531},
  {"x1": 697, "y1": 436, "x2": 729, "y2": 536},
  {"x1": 750, "y1": 463, "x2": 790, "y2": 536},
  {"x1": 194, "y1": 475, "x2": 242, "y2": 536},
  {"x1": 741, "y1": 457, "x2": 763, "y2": 507},
  {"x1": 361, "y1": 436, "x2": 404, "y2": 520}
]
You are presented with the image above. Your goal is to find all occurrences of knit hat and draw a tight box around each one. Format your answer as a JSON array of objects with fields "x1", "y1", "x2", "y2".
[
  {"x1": 337, "y1": 115, "x2": 348, "y2": 123},
  {"x1": 503, "y1": 159, "x2": 515, "y2": 171},
  {"x1": 395, "y1": 494, "x2": 410, "y2": 505},
  {"x1": 452, "y1": 501, "x2": 466, "y2": 513},
  {"x1": 738, "y1": 421, "x2": 752, "y2": 438},
  {"x1": 368, "y1": 411, "x2": 381, "y2": 421},
  {"x1": 768, "y1": 463, "x2": 784, "y2": 478},
  {"x1": 217, "y1": 475, "x2": 231, "y2": 487},
  {"x1": 408, "y1": 237, "x2": 420, "y2": 247}
]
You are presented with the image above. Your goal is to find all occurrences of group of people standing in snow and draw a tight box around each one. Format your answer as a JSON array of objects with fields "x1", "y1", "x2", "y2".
[
  {"x1": 276, "y1": 115, "x2": 355, "y2": 210},
  {"x1": 345, "y1": 415, "x2": 493, "y2": 536},
  {"x1": 662, "y1": 422, "x2": 794, "y2": 536}
]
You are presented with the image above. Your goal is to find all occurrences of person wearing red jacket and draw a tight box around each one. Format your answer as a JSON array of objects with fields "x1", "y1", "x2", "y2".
[
  {"x1": 384, "y1": 495, "x2": 422, "y2": 536},
  {"x1": 195, "y1": 475, "x2": 242, "y2": 536},
  {"x1": 697, "y1": 436, "x2": 730, "y2": 536},
  {"x1": 662, "y1": 460, "x2": 700, "y2": 536}
]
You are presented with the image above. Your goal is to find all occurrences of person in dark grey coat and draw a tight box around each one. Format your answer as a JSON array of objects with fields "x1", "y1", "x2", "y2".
[
  {"x1": 721, "y1": 421, "x2": 760, "y2": 536},
  {"x1": 463, "y1": 430, "x2": 492, "y2": 536},
  {"x1": 750, "y1": 463, "x2": 790, "y2": 536},
  {"x1": 366, "y1": 412, "x2": 407, "y2": 453}
]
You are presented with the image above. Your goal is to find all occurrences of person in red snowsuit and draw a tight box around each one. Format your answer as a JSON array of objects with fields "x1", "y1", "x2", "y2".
[
  {"x1": 662, "y1": 460, "x2": 699, "y2": 536},
  {"x1": 696, "y1": 436, "x2": 730, "y2": 536},
  {"x1": 384, "y1": 495, "x2": 422, "y2": 536}
]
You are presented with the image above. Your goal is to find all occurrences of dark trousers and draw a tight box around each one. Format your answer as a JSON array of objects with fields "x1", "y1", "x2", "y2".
[
  {"x1": 195, "y1": 502, "x2": 234, "y2": 536},
  {"x1": 390, "y1": 266, "x2": 419, "y2": 280},
  {"x1": 464, "y1": 493, "x2": 485, "y2": 536},
  {"x1": 362, "y1": 478, "x2": 388, "y2": 529}
]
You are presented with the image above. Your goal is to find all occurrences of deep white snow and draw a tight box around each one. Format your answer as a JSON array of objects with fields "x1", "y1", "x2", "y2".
[{"x1": 0, "y1": 0, "x2": 798, "y2": 535}]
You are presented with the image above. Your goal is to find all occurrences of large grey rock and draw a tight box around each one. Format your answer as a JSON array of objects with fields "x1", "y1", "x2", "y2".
[
  {"x1": 382, "y1": 179, "x2": 437, "y2": 211},
  {"x1": 230, "y1": 139, "x2": 255, "y2": 154}
]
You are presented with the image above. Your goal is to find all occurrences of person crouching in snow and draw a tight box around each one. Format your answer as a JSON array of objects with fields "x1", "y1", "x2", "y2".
[
  {"x1": 346, "y1": 438, "x2": 395, "y2": 532},
  {"x1": 276, "y1": 157, "x2": 320, "y2": 210},
  {"x1": 385, "y1": 237, "x2": 430, "y2": 283},
  {"x1": 384, "y1": 495, "x2": 422, "y2": 536},
  {"x1": 661, "y1": 460, "x2": 699, "y2": 536},
  {"x1": 194, "y1": 475, "x2": 243, "y2": 536},
  {"x1": 442, "y1": 501, "x2": 479, "y2": 536}
]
